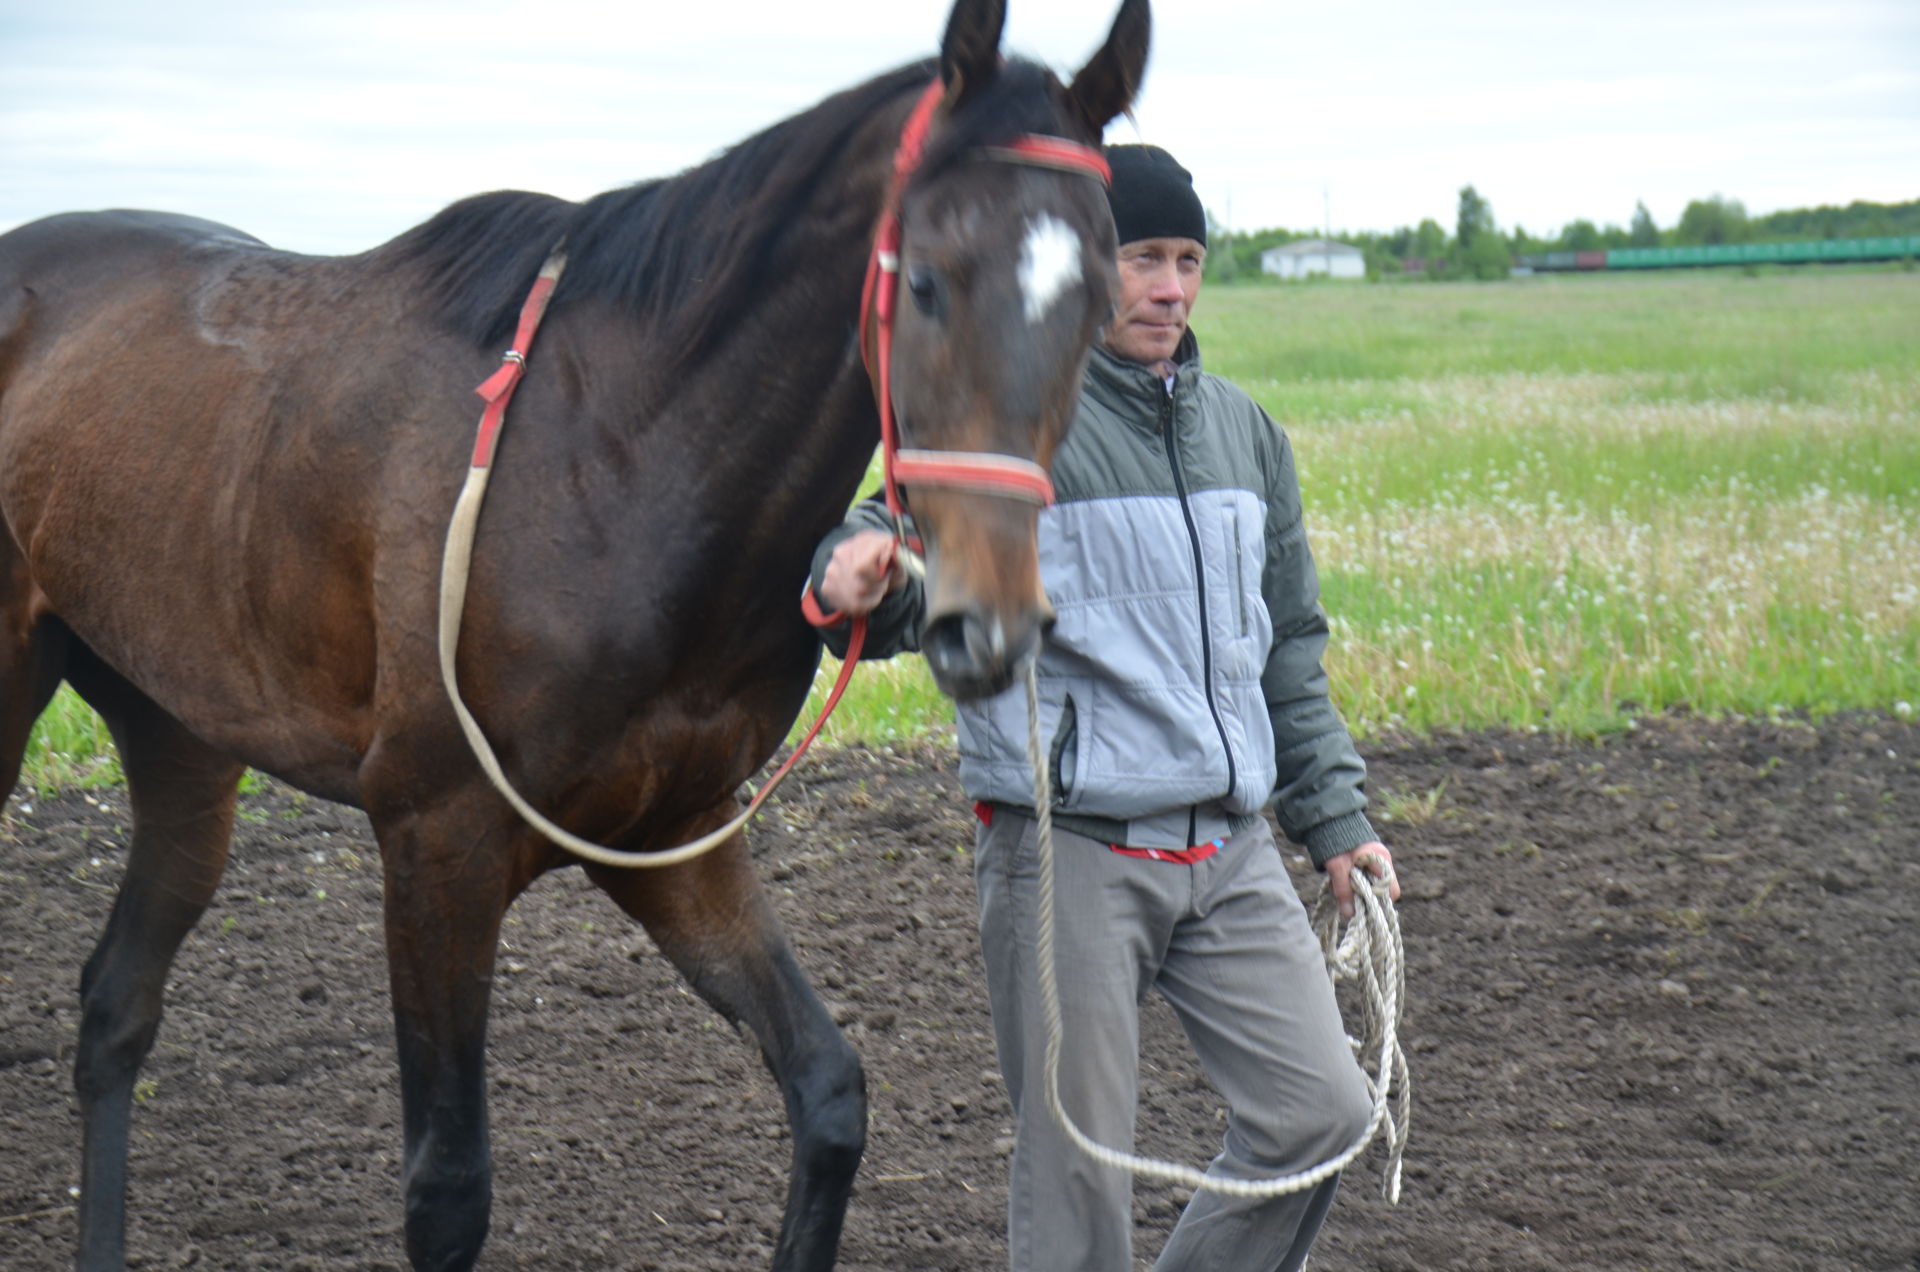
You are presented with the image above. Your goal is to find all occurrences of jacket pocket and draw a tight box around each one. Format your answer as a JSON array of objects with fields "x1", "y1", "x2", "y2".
[{"x1": 1048, "y1": 693, "x2": 1078, "y2": 804}]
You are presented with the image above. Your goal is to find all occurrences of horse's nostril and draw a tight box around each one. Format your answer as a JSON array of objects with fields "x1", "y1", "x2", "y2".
[
  {"x1": 924, "y1": 611, "x2": 1046, "y2": 701},
  {"x1": 924, "y1": 613, "x2": 999, "y2": 682},
  {"x1": 923, "y1": 614, "x2": 966, "y2": 671}
]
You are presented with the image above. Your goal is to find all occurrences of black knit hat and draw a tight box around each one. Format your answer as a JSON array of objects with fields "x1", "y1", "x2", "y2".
[{"x1": 1105, "y1": 144, "x2": 1207, "y2": 249}]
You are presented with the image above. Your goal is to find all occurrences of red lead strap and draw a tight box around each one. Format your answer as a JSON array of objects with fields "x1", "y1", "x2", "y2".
[{"x1": 472, "y1": 251, "x2": 567, "y2": 469}]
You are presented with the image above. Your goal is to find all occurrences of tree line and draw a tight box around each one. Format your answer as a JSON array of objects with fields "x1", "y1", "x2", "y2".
[{"x1": 1206, "y1": 192, "x2": 1920, "y2": 283}]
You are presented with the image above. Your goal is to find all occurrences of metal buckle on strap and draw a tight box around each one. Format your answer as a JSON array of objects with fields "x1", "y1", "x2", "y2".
[{"x1": 889, "y1": 510, "x2": 928, "y2": 578}]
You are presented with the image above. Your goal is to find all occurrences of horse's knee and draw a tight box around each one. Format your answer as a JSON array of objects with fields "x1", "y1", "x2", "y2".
[
  {"x1": 72, "y1": 983, "x2": 162, "y2": 1101},
  {"x1": 789, "y1": 1040, "x2": 867, "y2": 1178},
  {"x1": 404, "y1": 1160, "x2": 492, "y2": 1272}
]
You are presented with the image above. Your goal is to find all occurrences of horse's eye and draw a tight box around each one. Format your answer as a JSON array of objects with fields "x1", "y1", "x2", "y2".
[{"x1": 906, "y1": 265, "x2": 945, "y2": 319}]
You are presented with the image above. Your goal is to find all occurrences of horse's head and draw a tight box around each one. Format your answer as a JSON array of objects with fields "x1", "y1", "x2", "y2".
[{"x1": 877, "y1": 0, "x2": 1150, "y2": 702}]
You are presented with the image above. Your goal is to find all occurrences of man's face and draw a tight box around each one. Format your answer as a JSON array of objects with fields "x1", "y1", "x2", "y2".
[{"x1": 1102, "y1": 235, "x2": 1206, "y2": 367}]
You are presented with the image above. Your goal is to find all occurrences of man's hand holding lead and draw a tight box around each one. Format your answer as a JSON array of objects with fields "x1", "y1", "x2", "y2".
[
  {"x1": 820, "y1": 529, "x2": 907, "y2": 617},
  {"x1": 1326, "y1": 842, "x2": 1400, "y2": 920}
]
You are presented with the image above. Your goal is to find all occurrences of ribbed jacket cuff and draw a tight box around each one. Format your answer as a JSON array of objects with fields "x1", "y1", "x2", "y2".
[{"x1": 1303, "y1": 811, "x2": 1379, "y2": 870}]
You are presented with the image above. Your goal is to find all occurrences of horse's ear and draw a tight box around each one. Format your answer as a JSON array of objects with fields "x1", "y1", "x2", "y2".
[
  {"x1": 1066, "y1": 0, "x2": 1151, "y2": 137},
  {"x1": 940, "y1": 0, "x2": 1007, "y2": 104}
]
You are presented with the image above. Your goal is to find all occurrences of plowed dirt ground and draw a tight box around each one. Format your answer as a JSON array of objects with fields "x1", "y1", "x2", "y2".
[{"x1": 3, "y1": 712, "x2": 1916, "y2": 1270}]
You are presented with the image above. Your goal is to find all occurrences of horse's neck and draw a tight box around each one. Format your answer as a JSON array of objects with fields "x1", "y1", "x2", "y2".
[
  {"x1": 588, "y1": 104, "x2": 903, "y2": 496},
  {"x1": 533, "y1": 99, "x2": 907, "y2": 594}
]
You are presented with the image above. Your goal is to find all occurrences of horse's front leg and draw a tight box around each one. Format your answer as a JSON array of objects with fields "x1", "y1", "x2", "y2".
[
  {"x1": 588, "y1": 817, "x2": 866, "y2": 1272},
  {"x1": 64, "y1": 659, "x2": 245, "y2": 1272},
  {"x1": 366, "y1": 789, "x2": 530, "y2": 1272}
]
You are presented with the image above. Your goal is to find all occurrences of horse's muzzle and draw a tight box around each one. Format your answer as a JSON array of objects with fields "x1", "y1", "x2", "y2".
[{"x1": 922, "y1": 607, "x2": 1053, "y2": 702}]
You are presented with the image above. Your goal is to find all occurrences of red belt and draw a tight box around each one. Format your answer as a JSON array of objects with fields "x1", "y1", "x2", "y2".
[{"x1": 972, "y1": 802, "x2": 1221, "y2": 864}]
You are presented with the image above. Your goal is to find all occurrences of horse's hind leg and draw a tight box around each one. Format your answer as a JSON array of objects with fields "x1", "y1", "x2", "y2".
[
  {"x1": 588, "y1": 825, "x2": 866, "y2": 1272},
  {"x1": 0, "y1": 546, "x2": 72, "y2": 798},
  {"x1": 64, "y1": 654, "x2": 244, "y2": 1271}
]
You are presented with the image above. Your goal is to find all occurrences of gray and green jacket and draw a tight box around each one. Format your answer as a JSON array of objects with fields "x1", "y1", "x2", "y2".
[{"x1": 810, "y1": 335, "x2": 1376, "y2": 867}]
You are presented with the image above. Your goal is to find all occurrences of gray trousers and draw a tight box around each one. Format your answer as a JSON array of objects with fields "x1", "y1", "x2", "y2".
[{"x1": 973, "y1": 810, "x2": 1373, "y2": 1272}]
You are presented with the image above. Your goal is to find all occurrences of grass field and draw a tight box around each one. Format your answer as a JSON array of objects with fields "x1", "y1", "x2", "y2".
[
  {"x1": 790, "y1": 267, "x2": 1920, "y2": 744},
  {"x1": 18, "y1": 268, "x2": 1920, "y2": 790}
]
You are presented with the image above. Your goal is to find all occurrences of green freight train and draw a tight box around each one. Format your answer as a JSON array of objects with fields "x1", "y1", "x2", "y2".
[{"x1": 1519, "y1": 235, "x2": 1920, "y2": 272}]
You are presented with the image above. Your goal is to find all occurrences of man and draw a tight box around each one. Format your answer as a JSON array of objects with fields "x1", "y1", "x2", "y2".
[{"x1": 809, "y1": 144, "x2": 1400, "y2": 1272}]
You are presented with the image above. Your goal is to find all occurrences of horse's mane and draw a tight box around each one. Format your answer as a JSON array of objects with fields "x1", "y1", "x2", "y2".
[{"x1": 381, "y1": 57, "x2": 1073, "y2": 364}]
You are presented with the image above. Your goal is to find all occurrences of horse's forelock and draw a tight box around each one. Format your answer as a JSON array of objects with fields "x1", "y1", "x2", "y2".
[{"x1": 912, "y1": 59, "x2": 1081, "y2": 188}]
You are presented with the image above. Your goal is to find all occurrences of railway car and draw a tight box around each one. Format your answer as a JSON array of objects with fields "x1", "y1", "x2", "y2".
[{"x1": 1519, "y1": 234, "x2": 1920, "y2": 272}]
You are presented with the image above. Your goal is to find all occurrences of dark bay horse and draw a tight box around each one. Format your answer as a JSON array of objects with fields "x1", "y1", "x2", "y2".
[{"x1": 0, "y1": 0, "x2": 1149, "y2": 1266}]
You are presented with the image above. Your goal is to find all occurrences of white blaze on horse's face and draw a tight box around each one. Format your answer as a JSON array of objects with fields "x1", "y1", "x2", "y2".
[{"x1": 1019, "y1": 212, "x2": 1083, "y2": 325}]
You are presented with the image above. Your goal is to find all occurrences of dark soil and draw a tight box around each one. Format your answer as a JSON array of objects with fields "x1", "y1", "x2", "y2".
[{"x1": 2, "y1": 712, "x2": 1916, "y2": 1271}]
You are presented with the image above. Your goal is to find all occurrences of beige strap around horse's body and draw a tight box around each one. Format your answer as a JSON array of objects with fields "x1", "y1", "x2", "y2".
[{"x1": 437, "y1": 249, "x2": 857, "y2": 871}]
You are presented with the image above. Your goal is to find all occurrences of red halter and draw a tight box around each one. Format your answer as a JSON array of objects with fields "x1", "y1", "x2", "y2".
[{"x1": 857, "y1": 77, "x2": 1112, "y2": 528}]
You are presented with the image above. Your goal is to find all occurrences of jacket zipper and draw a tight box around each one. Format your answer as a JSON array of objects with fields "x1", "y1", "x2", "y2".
[{"x1": 1160, "y1": 381, "x2": 1237, "y2": 843}]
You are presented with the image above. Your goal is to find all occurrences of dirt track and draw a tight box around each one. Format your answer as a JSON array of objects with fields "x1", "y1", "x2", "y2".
[{"x1": 2, "y1": 712, "x2": 1916, "y2": 1271}]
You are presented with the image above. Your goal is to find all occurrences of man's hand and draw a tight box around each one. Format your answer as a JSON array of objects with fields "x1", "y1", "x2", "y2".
[
  {"x1": 1325, "y1": 842, "x2": 1399, "y2": 920},
  {"x1": 820, "y1": 529, "x2": 908, "y2": 617}
]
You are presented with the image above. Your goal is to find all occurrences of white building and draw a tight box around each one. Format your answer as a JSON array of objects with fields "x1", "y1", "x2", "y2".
[{"x1": 1260, "y1": 238, "x2": 1366, "y2": 280}]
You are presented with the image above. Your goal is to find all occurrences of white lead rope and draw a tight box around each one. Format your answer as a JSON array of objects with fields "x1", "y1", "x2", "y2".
[{"x1": 1024, "y1": 662, "x2": 1411, "y2": 1201}]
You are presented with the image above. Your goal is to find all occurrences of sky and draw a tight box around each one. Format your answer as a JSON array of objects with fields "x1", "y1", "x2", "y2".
[{"x1": 3, "y1": 0, "x2": 1916, "y2": 255}]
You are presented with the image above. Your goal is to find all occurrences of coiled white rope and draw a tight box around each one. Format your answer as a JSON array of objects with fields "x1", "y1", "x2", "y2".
[{"x1": 1023, "y1": 663, "x2": 1411, "y2": 1201}]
